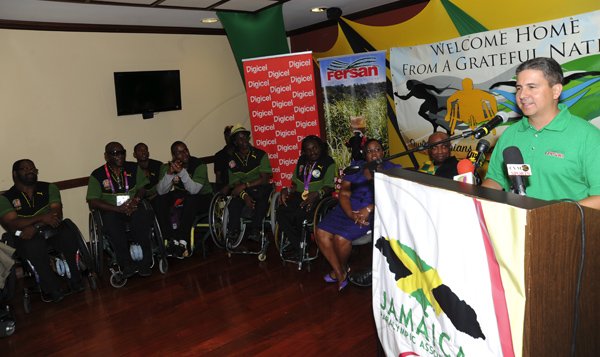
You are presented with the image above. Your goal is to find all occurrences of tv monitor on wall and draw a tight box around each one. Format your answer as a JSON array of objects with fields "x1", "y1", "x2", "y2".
[{"x1": 114, "y1": 70, "x2": 182, "y2": 118}]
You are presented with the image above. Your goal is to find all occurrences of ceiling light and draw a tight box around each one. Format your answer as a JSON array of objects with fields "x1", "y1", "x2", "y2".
[
  {"x1": 201, "y1": 18, "x2": 219, "y2": 24},
  {"x1": 310, "y1": 7, "x2": 327, "y2": 13}
]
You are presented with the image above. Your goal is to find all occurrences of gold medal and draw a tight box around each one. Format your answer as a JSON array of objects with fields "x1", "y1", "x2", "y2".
[{"x1": 301, "y1": 190, "x2": 309, "y2": 200}]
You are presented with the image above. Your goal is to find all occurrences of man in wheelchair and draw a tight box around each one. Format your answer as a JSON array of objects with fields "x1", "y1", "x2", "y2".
[
  {"x1": 277, "y1": 135, "x2": 336, "y2": 259},
  {"x1": 86, "y1": 142, "x2": 153, "y2": 278},
  {"x1": 155, "y1": 141, "x2": 213, "y2": 258},
  {"x1": 221, "y1": 125, "x2": 272, "y2": 242},
  {"x1": 0, "y1": 159, "x2": 84, "y2": 302}
]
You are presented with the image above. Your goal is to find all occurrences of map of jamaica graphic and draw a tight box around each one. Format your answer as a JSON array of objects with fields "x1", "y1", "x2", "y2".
[{"x1": 376, "y1": 237, "x2": 486, "y2": 340}]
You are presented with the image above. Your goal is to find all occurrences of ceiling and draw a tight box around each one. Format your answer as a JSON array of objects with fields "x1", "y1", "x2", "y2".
[{"x1": 0, "y1": 0, "x2": 411, "y2": 34}]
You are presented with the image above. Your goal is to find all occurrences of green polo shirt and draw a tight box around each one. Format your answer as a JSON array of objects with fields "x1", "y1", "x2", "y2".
[
  {"x1": 86, "y1": 162, "x2": 148, "y2": 206},
  {"x1": 0, "y1": 182, "x2": 60, "y2": 218},
  {"x1": 228, "y1": 147, "x2": 272, "y2": 186},
  {"x1": 485, "y1": 104, "x2": 600, "y2": 201},
  {"x1": 291, "y1": 155, "x2": 337, "y2": 193}
]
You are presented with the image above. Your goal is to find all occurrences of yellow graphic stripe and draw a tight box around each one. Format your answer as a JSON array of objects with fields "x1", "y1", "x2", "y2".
[{"x1": 388, "y1": 238, "x2": 444, "y2": 316}]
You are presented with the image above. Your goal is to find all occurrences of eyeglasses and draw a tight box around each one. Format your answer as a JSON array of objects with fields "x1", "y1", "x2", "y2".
[{"x1": 108, "y1": 150, "x2": 126, "y2": 157}]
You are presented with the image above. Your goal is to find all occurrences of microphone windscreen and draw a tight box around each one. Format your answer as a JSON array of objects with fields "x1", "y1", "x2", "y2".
[
  {"x1": 457, "y1": 159, "x2": 475, "y2": 174},
  {"x1": 503, "y1": 146, "x2": 524, "y2": 166}
]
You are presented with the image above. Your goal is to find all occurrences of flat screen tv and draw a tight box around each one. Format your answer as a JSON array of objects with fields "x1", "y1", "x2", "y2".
[{"x1": 114, "y1": 70, "x2": 182, "y2": 118}]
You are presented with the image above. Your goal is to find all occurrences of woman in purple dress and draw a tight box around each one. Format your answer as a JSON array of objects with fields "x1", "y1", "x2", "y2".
[{"x1": 316, "y1": 139, "x2": 400, "y2": 291}]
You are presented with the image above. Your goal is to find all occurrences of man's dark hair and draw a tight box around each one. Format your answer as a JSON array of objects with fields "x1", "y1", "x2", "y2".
[
  {"x1": 224, "y1": 126, "x2": 233, "y2": 135},
  {"x1": 12, "y1": 159, "x2": 32, "y2": 173},
  {"x1": 516, "y1": 57, "x2": 564, "y2": 86},
  {"x1": 134, "y1": 142, "x2": 147, "y2": 152},
  {"x1": 170, "y1": 140, "x2": 186, "y2": 154}
]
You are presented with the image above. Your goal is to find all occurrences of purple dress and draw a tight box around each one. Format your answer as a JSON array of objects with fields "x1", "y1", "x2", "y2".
[{"x1": 317, "y1": 161, "x2": 400, "y2": 241}]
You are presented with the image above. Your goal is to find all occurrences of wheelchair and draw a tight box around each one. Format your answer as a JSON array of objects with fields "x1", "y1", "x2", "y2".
[
  {"x1": 209, "y1": 187, "x2": 276, "y2": 261},
  {"x1": 88, "y1": 200, "x2": 167, "y2": 288},
  {"x1": 273, "y1": 195, "x2": 337, "y2": 271},
  {"x1": 1, "y1": 219, "x2": 97, "y2": 313},
  {"x1": 164, "y1": 196, "x2": 212, "y2": 259}
]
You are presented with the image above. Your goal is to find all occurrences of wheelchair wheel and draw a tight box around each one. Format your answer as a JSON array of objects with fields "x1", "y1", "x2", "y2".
[
  {"x1": 23, "y1": 290, "x2": 31, "y2": 314},
  {"x1": 109, "y1": 271, "x2": 127, "y2": 288},
  {"x1": 209, "y1": 193, "x2": 228, "y2": 249},
  {"x1": 64, "y1": 219, "x2": 95, "y2": 276},
  {"x1": 88, "y1": 211, "x2": 104, "y2": 277},
  {"x1": 88, "y1": 274, "x2": 98, "y2": 291},
  {"x1": 268, "y1": 191, "x2": 280, "y2": 235},
  {"x1": 226, "y1": 222, "x2": 245, "y2": 249},
  {"x1": 159, "y1": 258, "x2": 168, "y2": 274},
  {"x1": 258, "y1": 252, "x2": 267, "y2": 262}
]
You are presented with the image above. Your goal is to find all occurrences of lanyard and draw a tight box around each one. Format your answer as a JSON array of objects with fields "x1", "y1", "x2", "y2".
[
  {"x1": 104, "y1": 164, "x2": 129, "y2": 194},
  {"x1": 303, "y1": 161, "x2": 317, "y2": 191}
]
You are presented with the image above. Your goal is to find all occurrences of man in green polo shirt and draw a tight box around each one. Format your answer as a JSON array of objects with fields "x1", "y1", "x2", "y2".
[
  {"x1": 155, "y1": 141, "x2": 213, "y2": 258},
  {"x1": 483, "y1": 57, "x2": 600, "y2": 210},
  {"x1": 86, "y1": 142, "x2": 154, "y2": 278},
  {"x1": 0, "y1": 159, "x2": 83, "y2": 302},
  {"x1": 222, "y1": 124, "x2": 273, "y2": 241}
]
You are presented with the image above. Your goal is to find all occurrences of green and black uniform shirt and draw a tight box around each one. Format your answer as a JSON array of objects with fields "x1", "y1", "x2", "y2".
[
  {"x1": 228, "y1": 147, "x2": 272, "y2": 186},
  {"x1": 0, "y1": 182, "x2": 60, "y2": 218},
  {"x1": 86, "y1": 161, "x2": 148, "y2": 206},
  {"x1": 291, "y1": 155, "x2": 337, "y2": 193},
  {"x1": 141, "y1": 158, "x2": 163, "y2": 196},
  {"x1": 158, "y1": 156, "x2": 213, "y2": 195}
]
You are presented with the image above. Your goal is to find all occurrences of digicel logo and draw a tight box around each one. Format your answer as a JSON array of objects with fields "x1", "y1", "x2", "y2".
[{"x1": 327, "y1": 65, "x2": 379, "y2": 80}]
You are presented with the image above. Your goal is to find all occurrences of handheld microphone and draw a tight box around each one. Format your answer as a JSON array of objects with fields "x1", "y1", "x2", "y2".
[
  {"x1": 473, "y1": 112, "x2": 509, "y2": 139},
  {"x1": 466, "y1": 139, "x2": 491, "y2": 168},
  {"x1": 502, "y1": 146, "x2": 528, "y2": 196},
  {"x1": 454, "y1": 159, "x2": 476, "y2": 184},
  {"x1": 457, "y1": 159, "x2": 475, "y2": 174}
]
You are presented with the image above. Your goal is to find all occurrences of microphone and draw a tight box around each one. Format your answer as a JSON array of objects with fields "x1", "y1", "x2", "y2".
[
  {"x1": 503, "y1": 146, "x2": 527, "y2": 196},
  {"x1": 473, "y1": 112, "x2": 509, "y2": 139},
  {"x1": 457, "y1": 159, "x2": 475, "y2": 174},
  {"x1": 454, "y1": 159, "x2": 476, "y2": 184},
  {"x1": 466, "y1": 139, "x2": 491, "y2": 168}
]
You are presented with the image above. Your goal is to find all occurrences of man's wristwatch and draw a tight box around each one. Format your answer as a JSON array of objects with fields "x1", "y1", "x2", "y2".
[{"x1": 14, "y1": 230, "x2": 22, "y2": 237}]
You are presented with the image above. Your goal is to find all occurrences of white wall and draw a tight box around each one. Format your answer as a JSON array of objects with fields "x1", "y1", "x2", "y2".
[{"x1": 0, "y1": 29, "x2": 252, "y2": 235}]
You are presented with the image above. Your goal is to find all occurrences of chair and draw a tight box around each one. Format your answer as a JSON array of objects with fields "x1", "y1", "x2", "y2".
[{"x1": 88, "y1": 201, "x2": 167, "y2": 288}]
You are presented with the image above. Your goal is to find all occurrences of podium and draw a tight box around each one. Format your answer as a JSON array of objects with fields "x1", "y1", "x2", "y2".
[{"x1": 372, "y1": 168, "x2": 599, "y2": 357}]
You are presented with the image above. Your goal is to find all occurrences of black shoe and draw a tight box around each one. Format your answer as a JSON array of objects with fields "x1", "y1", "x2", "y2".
[
  {"x1": 247, "y1": 229, "x2": 261, "y2": 242},
  {"x1": 69, "y1": 279, "x2": 85, "y2": 294},
  {"x1": 122, "y1": 265, "x2": 137, "y2": 279},
  {"x1": 166, "y1": 240, "x2": 187, "y2": 259},
  {"x1": 42, "y1": 289, "x2": 64, "y2": 303},
  {"x1": 349, "y1": 270, "x2": 372, "y2": 287},
  {"x1": 138, "y1": 266, "x2": 152, "y2": 277}
]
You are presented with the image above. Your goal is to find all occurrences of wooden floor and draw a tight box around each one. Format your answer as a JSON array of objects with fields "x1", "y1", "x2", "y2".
[{"x1": 0, "y1": 241, "x2": 379, "y2": 356}]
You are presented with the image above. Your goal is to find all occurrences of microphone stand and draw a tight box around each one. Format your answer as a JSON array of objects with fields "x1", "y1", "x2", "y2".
[{"x1": 347, "y1": 130, "x2": 476, "y2": 174}]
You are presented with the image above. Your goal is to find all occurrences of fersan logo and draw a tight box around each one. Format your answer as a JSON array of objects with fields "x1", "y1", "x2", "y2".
[{"x1": 326, "y1": 56, "x2": 379, "y2": 81}]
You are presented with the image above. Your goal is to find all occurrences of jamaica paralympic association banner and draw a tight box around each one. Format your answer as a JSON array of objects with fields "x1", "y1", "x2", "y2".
[
  {"x1": 373, "y1": 172, "x2": 520, "y2": 357},
  {"x1": 390, "y1": 10, "x2": 600, "y2": 165},
  {"x1": 318, "y1": 51, "x2": 388, "y2": 169},
  {"x1": 243, "y1": 51, "x2": 320, "y2": 190}
]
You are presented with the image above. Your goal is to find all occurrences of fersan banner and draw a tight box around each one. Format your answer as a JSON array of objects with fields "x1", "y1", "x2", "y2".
[
  {"x1": 318, "y1": 51, "x2": 388, "y2": 169},
  {"x1": 243, "y1": 51, "x2": 320, "y2": 190}
]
